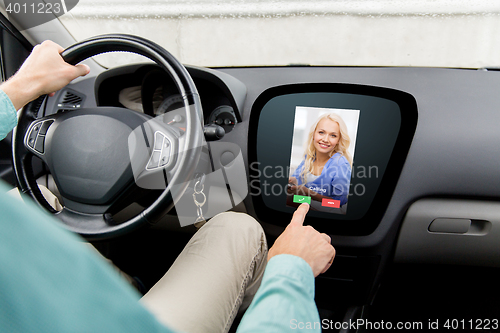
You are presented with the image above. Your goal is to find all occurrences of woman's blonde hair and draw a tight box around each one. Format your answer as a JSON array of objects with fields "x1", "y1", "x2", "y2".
[{"x1": 299, "y1": 113, "x2": 352, "y2": 183}]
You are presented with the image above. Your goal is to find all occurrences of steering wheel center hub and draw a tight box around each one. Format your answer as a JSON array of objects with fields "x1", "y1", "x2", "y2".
[{"x1": 47, "y1": 109, "x2": 145, "y2": 205}]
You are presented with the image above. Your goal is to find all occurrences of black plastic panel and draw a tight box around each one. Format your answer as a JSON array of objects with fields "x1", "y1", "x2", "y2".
[
  {"x1": 249, "y1": 83, "x2": 417, "y2": 235},
  {"x1": 316, "y1": 255, "x2": 380, "y2": 307}
]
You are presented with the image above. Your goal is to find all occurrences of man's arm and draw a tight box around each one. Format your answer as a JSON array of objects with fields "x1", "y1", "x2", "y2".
[
  {"x1": 0, "y1": 40, "x2": 89, "y2": 110},
  {"x1": 237, "y1": 203, "x2": 335, "y2": 332},
  {"x1": 267, "y1": 203, "x2": 334, "y2": 276},
  {"x1": 0, "y1": 41, "x2": 89, "y2": 140}
]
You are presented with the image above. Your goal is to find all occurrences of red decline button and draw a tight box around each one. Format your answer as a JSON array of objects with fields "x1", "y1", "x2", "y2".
[{"x1": 322, "y1": 198, "x2": 341, "y2": 208}]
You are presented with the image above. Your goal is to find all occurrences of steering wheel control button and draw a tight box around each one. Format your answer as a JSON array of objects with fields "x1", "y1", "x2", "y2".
[
  {"x1": 28, "y1": 130, "x2": 38, "y2": 148},
  {"x1": 159, "y1": 148, "x2": 170, "y2": 167},
  {"x1": 26, "y1": 120, "x2": 54, "y2": 153},
  {"x1": 428, "y1": 218, "x2": 471, "y2": 234},
  {"x1": 154, "y1": 132, "x2": 164, "y2": 150},
  {"x1": 34, "y1": 136, "x2": 45, "y2": 154},
  {"x1": 39, "y1": 120, "x2": 54, "y2": 135},
  {"x1": 147, "y1": 151, "x2": 161, "y2": 169},
  {"x1": 146, "y1": 131, "x2": 172, "y2": 170}
]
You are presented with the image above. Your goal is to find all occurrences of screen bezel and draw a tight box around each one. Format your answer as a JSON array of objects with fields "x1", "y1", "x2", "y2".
[{"x1": 248, "y1": 83, "x2": 418, "y2": 236}]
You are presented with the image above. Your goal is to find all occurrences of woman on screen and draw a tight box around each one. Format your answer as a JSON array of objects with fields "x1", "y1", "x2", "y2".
[{"x1": 288, "y1": 113, "x2": 352, "y2": 207}]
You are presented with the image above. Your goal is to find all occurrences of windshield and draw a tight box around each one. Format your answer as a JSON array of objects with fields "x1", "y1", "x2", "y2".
[{"x1": 59, "y1": 0, "x2": 500, "y2": 69}]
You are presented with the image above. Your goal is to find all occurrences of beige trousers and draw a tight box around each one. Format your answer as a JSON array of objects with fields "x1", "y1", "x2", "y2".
[
  {"x1": 8, "y1": 187, "x2": 268, "y2": 333},
  {"x1": 141, "y1": 212, "x2": 268, "y2": 333}
]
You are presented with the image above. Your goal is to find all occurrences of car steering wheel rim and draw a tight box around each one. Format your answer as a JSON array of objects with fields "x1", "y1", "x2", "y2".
[{"x1": 12, "y1": 34, "x2": 203, "y2": 240}]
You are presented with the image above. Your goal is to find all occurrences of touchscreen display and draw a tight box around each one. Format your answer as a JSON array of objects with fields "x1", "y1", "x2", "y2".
[
  {"x1": 286, "y1": 106, "x2": 360, "y2": 214},
  {"x1": 249, "y1": 84, "x2": 417, "y2": 235}
]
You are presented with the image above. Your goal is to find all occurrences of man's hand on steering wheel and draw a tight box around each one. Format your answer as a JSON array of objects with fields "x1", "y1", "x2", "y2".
[
  {"x1": 0, "y1": 40, "x2": 90, "y2": 110},
  {"x1": 11, "y1": 34, "x2": 204, "y2": 240}
]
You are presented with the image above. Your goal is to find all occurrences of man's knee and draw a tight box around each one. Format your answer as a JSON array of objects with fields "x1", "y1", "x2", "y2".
[
  {"x1": 202, "y1": 212, "x2": 267, "y2": 257},
  {"x1": 208, "y1": 212, "x2": 264, "y2": 239}
]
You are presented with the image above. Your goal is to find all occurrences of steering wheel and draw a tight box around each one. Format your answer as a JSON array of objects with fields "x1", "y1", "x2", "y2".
[{"x1": 12, "y1": 34, "x2": 203, "y2": 240}]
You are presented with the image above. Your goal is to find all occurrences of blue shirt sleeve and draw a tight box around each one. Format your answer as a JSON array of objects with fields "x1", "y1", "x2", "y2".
[
  {"x1": 0, "y1": 89, "x2": 18, "y2": 140},
  {"x1": 0, "y1": 181, "x2": 175, "y2": 333},
  {"x1": 237, "y1": 254, "x2": 321, "y2": 333}
]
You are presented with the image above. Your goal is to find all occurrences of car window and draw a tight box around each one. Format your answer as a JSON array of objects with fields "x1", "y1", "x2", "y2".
[
  {"x1": 59, "y1": 0, "x2": 500, "y2": 69},
  {"x1": 0, "y1": 20, "x2": 31, "y2": 185}
]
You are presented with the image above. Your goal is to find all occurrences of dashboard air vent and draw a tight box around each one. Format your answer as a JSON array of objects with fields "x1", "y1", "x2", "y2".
[{"x1": 57, "y1": 89, "x2": 85, "y2": 112}]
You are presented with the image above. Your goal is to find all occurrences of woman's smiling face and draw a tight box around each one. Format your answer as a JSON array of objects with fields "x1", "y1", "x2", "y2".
[{"x1": 313, "y1": 118, "x2": 340, "y2": 156}]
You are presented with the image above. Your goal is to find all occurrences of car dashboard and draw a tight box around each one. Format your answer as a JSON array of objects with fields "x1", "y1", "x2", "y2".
[{"x1": 38, "y1": 62, "x2": 500, "y2": 314}]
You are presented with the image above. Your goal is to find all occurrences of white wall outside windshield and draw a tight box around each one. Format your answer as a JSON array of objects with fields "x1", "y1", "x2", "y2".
[{"x1": 59, "y1": 0, "x2": 500, "y2": 68}]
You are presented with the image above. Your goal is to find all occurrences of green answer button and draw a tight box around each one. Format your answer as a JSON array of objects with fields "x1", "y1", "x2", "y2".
[{"x1": 293, "y1": 195, "x2": 311, "y2": 205}]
